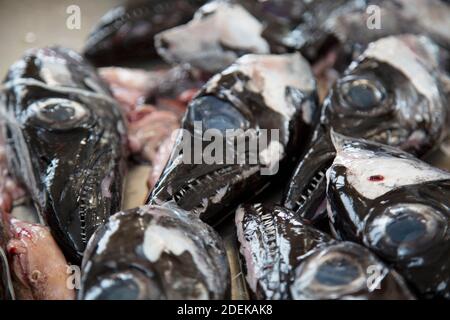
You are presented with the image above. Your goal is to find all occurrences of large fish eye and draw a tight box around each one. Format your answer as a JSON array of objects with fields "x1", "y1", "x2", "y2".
[
  {"x1": 364, "y1": 203, "x2": 447, "y2": 260},
  {"x1": 188, "y1": 96, "x2": 249, "y2": 134},
  {"x1": 27, "y1": 98, "x2": 90, "y2": 131},
  {"x1": 337, "y1": 76, "x2": 388, "y2": 115},
  {"x1": 83, "y1": 270, "x2": 156, "y2": 300},
  {"x1": 290, "y1": 244, "x2": 366, "y2": 299}
]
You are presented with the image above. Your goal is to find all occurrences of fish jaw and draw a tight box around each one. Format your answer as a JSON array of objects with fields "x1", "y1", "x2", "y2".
[
  {"x1": 235, "y1": 203, "x2": 332, "y2": 299},
  {"x1": 1, "y1": 47, "x2": 127, "y2": 262},
  {"x1": 283, "y1": 125, "x2": 336, "y2": 223},
  {"x1": 148, "y1": 53, "x2": 319, "y2": 225}
]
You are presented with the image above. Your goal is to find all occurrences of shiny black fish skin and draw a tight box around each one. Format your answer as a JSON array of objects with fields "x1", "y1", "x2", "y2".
[
  {"x1": 238, "y1": 0, "x2": 308, "y2": 53},
  {"x1": 236, "y1": 203, "x2": 414, "y2": 300},
  {"x1": 284, "y1": 35, "x2": 448, "y2": 224},
  {"x1": 283, "y1": 0, "x2": 450, "y2": 66},
  {"x1": 83, "y1": 0, "x2": 206, "y2": 66},
  {"x1": 1, "y1": 47, "x2": 127, "y2": 263},
  {"x1": 148, "y1": 53, "x2": 319, "y2": 226},
  {"x1": 79, "y1": 204, "x2": 230, "y2": 300},
  {"x1": 327, "y1": 134, "x2": 450, "y2": 299},
  {"x1": 236, "y1": 203, "x2": 332, "y2": 299}
]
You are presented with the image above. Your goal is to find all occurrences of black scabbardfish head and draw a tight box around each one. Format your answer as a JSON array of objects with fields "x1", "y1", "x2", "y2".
[
  {"x1": 235, "y1": 203, "x2": 414, "y2": 300},
  {"x1": 1, "y1": 47, "x2": 127, "y2": 263},
  {"x1": 327, "y1": 132, "x2": 450, "y2": 298},
  {"x1": 284, "y1": 34, "x2": 448, "y2": 222},
  {"x1": 235, "y1": 203, "x2": 333, "y2": 299},
  {"x1": 79, "y1": 203, "x2": 230, "y2": 300},
  {"x1": 148, "y1": 53, "x2": 319, "y2": 226},
  {"x1": 83, "y1": 0, "x2": 206, "y2": 66}
]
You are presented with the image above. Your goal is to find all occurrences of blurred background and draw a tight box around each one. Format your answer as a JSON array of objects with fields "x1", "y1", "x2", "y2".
[{"x1": 0, "y1": 0, "x2": 120, "y2": 76}]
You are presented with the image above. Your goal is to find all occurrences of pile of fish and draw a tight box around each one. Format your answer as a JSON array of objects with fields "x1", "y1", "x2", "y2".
[{"x1": 0, "y1": 0, "x2": 449, "y2": 300}]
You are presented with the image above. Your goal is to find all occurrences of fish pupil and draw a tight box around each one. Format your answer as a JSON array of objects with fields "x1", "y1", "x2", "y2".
[
  {"x1": 42, "y1": 103, "x2": 75, "y2": 122},
  {"x1": 386, "y1": 215, "x2": 426, "y2": 244},
  {"x1": 95, "y1": 279, "x2": 140, "y2": 300},
  {"x1": 189, "y1": 96, "x2": 247, "y2": 133},
  {"x1": 315, "y1": 258, "x2": 359, "y2": 286},
  {"x1": 347, "y1": 84, "x2": 379, "y2": 110}
]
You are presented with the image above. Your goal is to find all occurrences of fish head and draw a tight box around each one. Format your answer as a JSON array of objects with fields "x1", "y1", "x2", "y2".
[
  {"x1": 155, "y1": 1, "x2": 270, "y2": 74},
  {"x1": 149, "y1": 53, "x2": 319, "y2": 225},
  {"x1": 83, "y1": 0, "x2": 206, "y2": 66},
  {"x1": 327, "y1": 133, "x2": 450, "y2": 296},
  {"x1": 235, "y1": 203, "x2": 333, "y2": 299},
  {"x1": 283, "y1": 35, "x2": 447, "y2": 222},
  {"x1": 80, "y1": 209, "x2": 165, "y2": 300},
  {"x1": 325, "y1": 35, "x2": 447, "y2": 155},
  {"x1": 2, "y1": 47, "x2": 127, "y2": 262},
  {"x1": 79, "y1": 204, "x2": 229, "y2": 300}
]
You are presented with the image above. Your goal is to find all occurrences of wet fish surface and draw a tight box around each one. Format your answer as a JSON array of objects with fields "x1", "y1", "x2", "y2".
[
  {"x1": 0, "y1": 47, "x2": 127, "y2": 263},
  {"x1": 236, "y1": 203, "x2": 414, "y2": 299},
  {"x1": 155, "y1": 1, "x2": 270, "y2": 74},
  {"x1": 79, "y1": 203, "x2": 230, "y2": 300},
  {"x1": 284, "y1": 35, "x2": 449, "y2": 224},
  {"x1": 148, "y1": 53, "x2": 319, "y2": 226},
  {"x1": 83, "y1": 0, "x2": 206, "y2": 66},
  {"x1": 327, "y1": 133, "x2": 450, "y2": 299},
  {"x1": 283, "y1": 0, "x2": 450, "y2": 68}
]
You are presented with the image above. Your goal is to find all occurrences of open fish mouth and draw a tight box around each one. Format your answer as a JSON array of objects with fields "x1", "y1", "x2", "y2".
[
  {"x1": 284, "y1": 34, "x2": 448, "y2": 224},
  {"x1": 148, "y1": 52, "x2": 319, "y2": 225},
  {"x1": 283, "y1": 126, "x2": 335, "y2": 221},
  {"x1": 236, "y1": 203, "x2": 415, "y2": 300},
  {"x1": 235, "y1": 203, "x2": 334, "y2": 300},
  {"x1": 151, "y1": 163, "x2": 262, "y2": 225},
  {"x1": 1, "y1": 47, "x2": 127, "y2": 263}
]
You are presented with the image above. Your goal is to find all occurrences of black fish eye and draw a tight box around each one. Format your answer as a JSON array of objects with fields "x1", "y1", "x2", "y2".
[
  {"x1": 27, "y1": 98, "x2": 90, "y2": 130},
  {"x1": 290, "y1": 248, "x2": 366, "y2": 299},
  {"x1": 338, "y1": 77, "x2": 387, "y2": 113},
  {"x1": 315, "y1": 257, "x2": 360, "y2": 286},
  {"x1": 364, "y1": 204, "x2": 447, "y2": 260},
  {"x1": 188, "y1": 96, "x2": 249, "y2": 134},
  {"x1": 83, "y1": 270, "x2": 154, "y2": 300}
]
